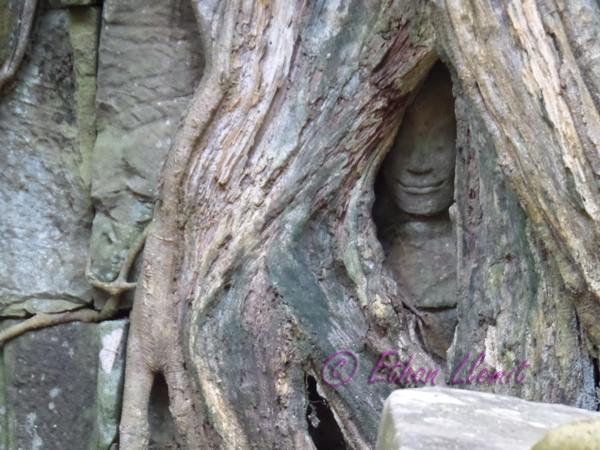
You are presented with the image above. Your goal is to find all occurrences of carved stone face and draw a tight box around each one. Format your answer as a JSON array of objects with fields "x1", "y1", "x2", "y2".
[{"x1": 383, "y1": 66, "x2": 457, "y2": 216}]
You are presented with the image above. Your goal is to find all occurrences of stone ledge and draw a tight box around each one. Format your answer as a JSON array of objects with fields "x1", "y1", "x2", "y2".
[{"x1": 375, "y1": 387, "x2": 600, "y2": 450}]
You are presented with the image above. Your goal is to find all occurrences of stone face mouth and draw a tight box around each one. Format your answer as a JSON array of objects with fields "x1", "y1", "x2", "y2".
[{"x1": 398, "y1": 178, "x2": 446, "y2": 194}]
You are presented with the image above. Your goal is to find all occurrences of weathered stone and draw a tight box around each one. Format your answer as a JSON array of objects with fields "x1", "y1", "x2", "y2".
[
  {"x1": 381, "y1": 63, "x2": 457, "y2": 217},
  {"x1": 532, "y1": 419, "x2": 600, "y2": 450},
  {"x1": 0, "y1": 8, "x2": 93, "y2": 316},
  {"x1": 88, "y1": 0, "x2": 204, "y2": 306},
  {"x1": 1, "y1": 321, "x2": 98, "y2": 450},
  {"x1": 376, "y1": 63, "x2": 458, "y2": 359},
  {"x1": 0, "y1": 319, "x2": 128, "y2": 450},
  {"x1": 375, "y1": 388, "x2": 600, "y2": 450}
]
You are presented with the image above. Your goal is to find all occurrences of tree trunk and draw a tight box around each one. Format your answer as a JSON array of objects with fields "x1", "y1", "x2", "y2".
[
  {"x1": 118, "y1": 0, "x2": 600, "y2": 448},
  {"x1": 122, "y1": 2, "x2": 441, "y2": 448},
  {"x1": 433, "y1": 0, "x2": 600, "y2": 407}
]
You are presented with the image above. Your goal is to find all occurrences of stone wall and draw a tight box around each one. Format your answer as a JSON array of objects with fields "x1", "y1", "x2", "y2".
[{"x1": 0, "y1": 0, "x2": 203, "y2": 447}]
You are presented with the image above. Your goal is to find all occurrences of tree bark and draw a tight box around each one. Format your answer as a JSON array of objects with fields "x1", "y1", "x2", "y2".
[
  {"x1": 433, "y1": 0, "x2": 600, "y2": 407},
  {"x1": 118, "y1": 0, "x2": 600, "y2": 448},
  {"x1": 121, "y1": 1, "x2": 442, "y2": 448},
  {"x1": 0, "y1": 0, "x2": 37, "y2": 93}
]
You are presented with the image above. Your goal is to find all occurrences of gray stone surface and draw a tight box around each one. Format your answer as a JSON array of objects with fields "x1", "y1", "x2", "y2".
[
  {"x1": 375, "y1": 387, "x2": 600, "y2": 450},
  {"x1": 0, "y1": 8, "x2": 94, "y2": 317},
  {"x1": 89, "y1": 0, "x2": 203, "y2": 306},
  {"x1": 0, "y1": 319, "x2": 128, "y2": 450},
  {"x1": 1, "y1": 321, "x2": 98, "y2": 450},
  {"x1": 68, "y1": 7, "x2": 101, "y2": 187},
  {"x1": 377, "y1": 64, "x2": 458, "y2": 359}
]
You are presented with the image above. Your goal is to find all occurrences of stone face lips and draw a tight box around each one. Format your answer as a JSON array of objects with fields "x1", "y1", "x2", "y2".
[{"x1": 375, "y1": 387, "x2": 600, "y2": 450}]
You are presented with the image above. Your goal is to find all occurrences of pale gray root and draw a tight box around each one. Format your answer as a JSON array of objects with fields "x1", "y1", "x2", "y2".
[
  {"x1": 0, "y1": 0, "x2": 38, "y2": 93},
  {"x1": 0, "y1": 225, "x2": 150, "y2": 344},
  {"x1": 119, "y1": 329, "x2": 154, "y2": 450},
  {"x1": 85, "y1": 225, "x2": 150, "y2": 295}
]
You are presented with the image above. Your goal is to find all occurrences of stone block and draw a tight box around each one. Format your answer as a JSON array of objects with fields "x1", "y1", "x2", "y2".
[
  {"x1": 532, "y1": 419, "x2": 600, "y2": 449},
  {"x1": 94, "y1": 320, "x2": 128, "y2": 450},
  {"x1": 88, "y1": 0, "x2": 204, "y2": 310},
  {"x1": 0, "y1": 319, "x2": 128, "y2": 450},
  {"x1": 1, "y1": 322, "x2": 98, "y2": 450},
  {"x1": 375, "y1": 387, "x2": 600, "y2": 450},
  {"x1": 0, "y1": 7, "x2": 93, "y2": 317}
]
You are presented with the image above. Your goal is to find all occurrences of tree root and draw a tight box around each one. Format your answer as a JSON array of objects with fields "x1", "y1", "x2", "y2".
[
  {"x1": 0, "y1": 225, "x2": 151, "y2": 344},
  {"x1": 0, "y1": 0, "x2": 38, "y2": 94}
]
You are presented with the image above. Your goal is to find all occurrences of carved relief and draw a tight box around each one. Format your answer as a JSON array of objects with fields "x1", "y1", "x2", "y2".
[{"x1": 375, "y1": 63, "x2": 458, "y2": 360}]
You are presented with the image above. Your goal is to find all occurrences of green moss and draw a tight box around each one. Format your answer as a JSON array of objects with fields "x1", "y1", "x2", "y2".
[
  {"x1": 68, "y1": 7, "x2": 101, "y2": 187},
  {"x1": 532, "y1": 419, "x2": 600, "y2": 450}
]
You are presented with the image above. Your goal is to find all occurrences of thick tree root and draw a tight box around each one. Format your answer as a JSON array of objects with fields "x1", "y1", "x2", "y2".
[
  {"x1": 119, "y1": 331, "x2": 154, "y2": 450},
  {"x1": 0, "y1": 225, "x2": 150, "y2": 344},
  {"x1": 118, "y1": 228, "x2": 207, "y2": 449},
  {"x1": 0, "y1": 0, "x2": 38, "y2": 93}
]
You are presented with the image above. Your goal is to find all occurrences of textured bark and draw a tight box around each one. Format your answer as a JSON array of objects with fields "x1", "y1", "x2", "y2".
[
  {"x1": 121, "y1": 0, "x2": 600, "y2": 448},
  {"x1": 0, "y1": 0, "x2": 37, "y2": 93},
  {"x1": 121, "y1": 1, "x2": 441, "y2": 449},
  {"x1": 432, "y1": 0, "x2": 600, "y2": 407}
]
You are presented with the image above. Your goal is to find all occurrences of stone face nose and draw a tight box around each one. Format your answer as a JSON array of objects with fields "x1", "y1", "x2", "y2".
[{"x1": 375, "y1": 387, "x2": 600, "y2": 450}]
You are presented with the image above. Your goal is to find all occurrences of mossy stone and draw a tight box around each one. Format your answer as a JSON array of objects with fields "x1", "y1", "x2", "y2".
[{"x1": 531, "y1": 419, "x2": 600, "y2": 450}]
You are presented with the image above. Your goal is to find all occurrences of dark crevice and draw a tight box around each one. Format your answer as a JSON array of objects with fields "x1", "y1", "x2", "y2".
[
  {"x1": 594, "y1": 358, "x2": 600, "y2": 411},
  {"x1": 148, "y1": 373, "x2": 183, "y2": 449},
  {"x1": 305, "y1": 375, "x2": 347, "y2": 450},
  {"x1": 112, "y1": 307, "x2": 131, "y2": 320}
]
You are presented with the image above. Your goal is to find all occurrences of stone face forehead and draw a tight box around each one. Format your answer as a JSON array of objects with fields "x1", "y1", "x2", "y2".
[{"x1": 375, "y1": 387, "x2": 600, "y2": 450}]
